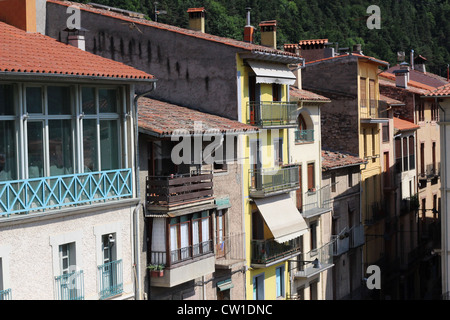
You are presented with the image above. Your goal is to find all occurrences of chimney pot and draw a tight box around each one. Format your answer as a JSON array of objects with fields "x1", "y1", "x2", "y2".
[
  {"x1": 187, "y1": 7, "x2": 206, "y2": 33},
  {"x1": 259, "y1": 20, "x2": 277, "y2": 49},
  {"x1": 243, "y1": 7, "x2": 254, "y2": 43}
]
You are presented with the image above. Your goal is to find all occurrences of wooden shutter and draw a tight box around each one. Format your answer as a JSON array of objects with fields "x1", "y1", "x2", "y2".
[{"x1": 307, "y1": 163, "x2": 315, "y2": 190}]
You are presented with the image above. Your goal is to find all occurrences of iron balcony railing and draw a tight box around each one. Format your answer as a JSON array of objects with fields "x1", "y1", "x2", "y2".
[
  {"x1": 0, "y1": 169, "x2": 133, "y2": 217},
  {"x1": 0, "y1": 288, "x2": 11, "y2": 300},
  {"x1": 249, "y1": 165, "x2": 299, "y2": 197},
  {"x1": 294, "y1": 129, "x2": 314, "y2": 143},
  {"x1": 98, "y1": 259, "x2": 123, "y2": 300},
  {"x1": 151, "y1": 240, "x2": 213, "y2": 268},
  {"x1": 247, "y1": 101, "x2": 298, "y2": 128},
  {"x1": 419, "y1": 163, "x2": 441, "y2": 180},
  {"x1": 290, "y1": 242, "x2": 334, "y2": 278},
  {"x1": 251, "y1": 236, "x2": 302, "y2": 266},
  {"x1": 215, "y1": 232, "x2": 246, "y2": 264},
  {"x1": 301, "y1": 184, "x2": 332, "y2": 218},
  {"x1": 54, "y1": 270, "x2": 84, "y2": 300},
  {"x1": 146, "y1": 171, "x2": 213, "y2": 207}
]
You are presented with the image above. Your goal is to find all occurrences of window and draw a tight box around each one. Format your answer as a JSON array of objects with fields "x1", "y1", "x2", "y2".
[
  {"x1": 59, "y1": 242, "x2": 76, "y2": 275},
  {"x1": 0, "y1": 84, "x2": 16, "y2": 182},
  {"x1": 272, "y1": 84, "x2": 282, "y2": 102},
  {"x1": 403, "y1": 137, "x2": 408, "y2": 171},
  {"x1": 409, "y1": 136, "x2": 415, "y2": 170},
  {"x1": 420, "y1": 142, "x2": 425, "y2": 175},
  {"x1": 331, "y1": 172, "x2": 336, "y2": 192},
  {"x1": 276, "y1": 266, "x2": 285, "y2": 298},
  {"x1": 363, "y1": 129, "x2": 367, "y2": 158},
  {"x1": 274, "y1": 137, "x2": 283, "y2": 166},
  {"x1": 371, "y1": 128, "x2": 376, "y2": 160},
  {"x1": 169, "y1": 211, "x2": 212, "y2": 264},
  {"x1": 310, "y1": 222, "x2": 317, "y2": 250},
  {"x1": 432, "y1": 142, "x2": 436, "y2": 174},
  {"x1": 418, "y1": 102, "x2": 425, "y2": 121},
  {"x1": 369, "y1": 79, "x2": 376, "y2": 115},
  {"x1": 360, "y1": 77, "x2": 367, "y2": 108},
  {"x1": 216, "y1": 209, "x2": 226, "y2": 257},
  {"x1": 310, "y1": 280, "x2": 318, "y2": 300},
  {"x1": 98, "y1": 233, "x2": 123, "y2": 299},
  {"x1": 307, "y1": 163, "x2": 315, "y2": 191},
  {"x1": 253, "y1": 273, "x2": 265, "y2": 300},
  {"x1": 431, "y1": 101, "x2": 438, "y2": 121},
  {"x1": 348, "y1": 170, "x2": 353, "y2": 188},
  {"x1": 382, "y1": 122, "x2": 389, "y2": 143}
]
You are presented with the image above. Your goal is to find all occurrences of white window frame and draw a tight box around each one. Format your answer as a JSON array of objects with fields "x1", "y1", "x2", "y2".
[{"x1": 50, "y1": 230, "x2": 83, "y2": 278}]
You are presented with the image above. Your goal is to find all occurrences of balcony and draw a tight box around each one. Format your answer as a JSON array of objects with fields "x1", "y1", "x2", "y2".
[
  {"x1": 146, "y1": 172, "x2": 214, "y2": 211},
  {"x1": 294, "y1": 129, "x2": 314, "y2": 143},
  {"x1": 301, "y1": 185, "x2": 332, "y2": 218},
  {"x1": 215, "y1": 232, "x2": 246, "y2": 269},
  {"x1": 400, "y1": 194, "x2": 419, "y2": 215},
  {"x1": 419, "y1": 163, "x2": 440, "y2": 181},
  {"x1": 290, "y1": 242, "x2": 334, "y2": 278},
  {"x1": 360, "y1": 100, "x2": 388, "y2": 123},
  {"x1": 247, "y1": 101, "x2": 298, "y2": 128},
  {"x1": 251, "y1": 236, "x2": 302, "y2": 267},
  {"x1": 0, "y1": 169, "x2": 133, "y2": 217},
  {"x1": 54, "y1": 270, "x2": 84, "y2": 300},
  {"x1": 332, "y1": 229, "x2": 350, "y2": 256},
  {"x1": 0, "y1": 288, "x2": 11, "y2": 300},
  {"x1": 349, "y1": 224, "x2": 365, "y2": 248},
  {"x1": 150, "y1": 240, "x2": 215, "y2": 288},
  {"x1": 98, "y1": 259, "x2": 123, "y2": 300},
  {"x1": 249, "y1": 165, "x2": 299, "y2": 198},
  {"x1": 364, "y1": 201, "x2": 384, "y2": 225}
]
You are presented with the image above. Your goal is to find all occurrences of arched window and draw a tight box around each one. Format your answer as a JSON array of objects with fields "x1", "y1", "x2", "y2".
[
  {"x1": 296, "y1": 114, "x2": 314, "y2": 143},
  {"x1": 298, "y1": 114, "x2": 307, "y2": 131}
]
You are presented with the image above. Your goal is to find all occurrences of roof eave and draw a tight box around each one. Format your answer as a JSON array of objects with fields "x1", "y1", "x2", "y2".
[
  {"x1": 0, "y1": 71, "x2": 157, "y2": 84},
  {"x1": 239, "y1": 51, "x2": 304, "y2": 64}
]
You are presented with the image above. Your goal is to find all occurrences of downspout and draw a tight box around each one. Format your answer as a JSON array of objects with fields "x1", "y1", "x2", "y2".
[
  {"x1": 132, "y1": 82, "x2": 157, "y2": 300},
  {"x1": 438, "y1": 99, "x2": 447, "y2": 296}
]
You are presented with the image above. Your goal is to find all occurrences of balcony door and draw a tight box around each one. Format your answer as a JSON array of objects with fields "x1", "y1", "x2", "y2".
[
  {"x1": 250, "y1": 139, "x2": 262, "y2": 190},
  {"x1": 249, "y1": 75, "x2": 260, "y2": 125}
]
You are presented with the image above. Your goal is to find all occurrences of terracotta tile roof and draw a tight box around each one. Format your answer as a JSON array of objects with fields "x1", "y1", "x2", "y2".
[
  {"x1": 393, "y1": 117, "x2": 419, "y2": 132},
  {"x1": 379, "y1": 71, "x2": 437, "y2": 91},
  {"x1": 138, "y1": 97, "x2": 258, "y2": 136},
  {"x1": 187, "y1": 7, "x2": 205, "y2": 13},
  {"x1": 322, "y1": 149, "x2": 366, "y2": 171},
  {"x1": 380, "y1": 94, "x2": 404, "y2": 106},
  {"x1": 306, "y1": 53, "x2": 389, "y2": 67},
  {"x1": 385, "y1": 64, "x2": 448, "y2": 88},
  {"x1": 378, "y1": 77, "x2": 429, "y2": 95},
  {"x1": 289, "y1": 86, "x2": 331, "y2": 102},
  {"x1": 48, "y1": 0, "x2": 300, "y2": 60},
  {"x1": 298, "y1": 39, "x2": 328, "y2": 46},
  {"x1": 0, "y1": 21, "x2": 154, "y2": 81},
  {"x1": 424, "y1": 83, "x2": 450, "y2": 97}
]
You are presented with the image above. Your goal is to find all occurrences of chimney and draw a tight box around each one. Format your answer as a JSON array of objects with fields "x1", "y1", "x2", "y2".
[
  {"x1": 243, "y1": 7, "x2": 255, "y2": 43},
  {"x1": 292, "y1": 64, "x2": 302, "y2": 89},
  {"x1": 65, "y1": 27, "x2": 88, "y2": 51},
  {"x1": 414, "y1": 54, "x2": 427, "y2": 74},
  {"x1": 352, "y1": 43, "x2": 363, "y2": 55},
  {"x1": 187, "y1": 7, "x2": 206, "y2": 33},
  {"x1": 394, "y1": 62, "x2": 410, "y2": 89},
  {"x1": 0, "y1": 0, "x2": 37, "y2": 32},
  {"x1": 259, "y1": 20, "x2": 277, "y2": 49}
]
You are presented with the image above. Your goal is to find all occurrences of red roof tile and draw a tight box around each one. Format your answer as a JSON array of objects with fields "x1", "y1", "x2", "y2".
[
  {"x1": 138, "y1": 97, "x2": 258, "y2": 136},
  {"x1": 378, "y1": 77, "x2": 429, "y2": 95},
  {"x1": 322, "y1": 149, "x2": 366, "y2": 170},
  {"x1": 298, "y1": 39, "x2": 328, "y2": 46},
  {"x1": 306, "y1": 53, "x2": 389, "y2": 67},
  {"x1": 379, "y1": 71, "x2": 437, "y2": 91},
  {"x1": 393, "y1": 117, "x2": 419, "y2": 132},
  {"x1": 0, "y1": 21, "x2": 154, "y2": 81},
  {"x1": 385, "y1": 64, "x2": 448, "y2": 88},
  {"x1": 379, "y1": 94, "x2": 404, "y2": 106},
  {"x1": 289, "y1": 86, "x2": 331, "y2": 102},
  {"x1": 424, "y1": 83, "x2": 450, "y2": 97},
  {"x1": 48, "y1": 0, "x2": 300, "y2": 60}
]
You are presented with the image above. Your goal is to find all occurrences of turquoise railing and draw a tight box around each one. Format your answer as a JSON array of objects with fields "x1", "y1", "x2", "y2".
[
  {"x1": 98, "y1": 259, "x2": 123, "y2": 300},
  {"x1": 0, "y1": 169, "x2": 132, "y2": 216},
  {"x1": 0, "y1": 288, "x2": 11, "y2": 300},
  {"x1": 54, "y1": 270, "x2": 84, "y2": 300},
  {"x1": 294, "y1": 129, "x2": 314, "y2": 143}
]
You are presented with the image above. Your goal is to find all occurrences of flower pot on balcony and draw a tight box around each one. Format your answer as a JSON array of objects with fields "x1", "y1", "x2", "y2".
[{"x1": 151, "y1": 270, "x2": 164, "y2": 278}]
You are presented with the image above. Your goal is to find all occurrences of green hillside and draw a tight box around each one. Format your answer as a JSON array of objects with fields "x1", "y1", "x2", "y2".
[{"x1": 81, "y1": 0, "x2": 450, "y2": 76}]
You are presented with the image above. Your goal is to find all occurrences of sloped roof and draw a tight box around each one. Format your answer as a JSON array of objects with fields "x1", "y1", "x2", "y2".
[
  {"x1": 322, "y1": 149, "x2": 366, "y2": 171},
  {"x1": 298, "y1": 39, "x2": 328, "y2": 46},
  {"x1": 289, "y1": 86, "x2": 331, "y2": 102},
  {"x1": 385, "y1": 64, "x2": 448, "y2": 88},
  {"x1": 306, "y1": 52, "x2": 389, "y2": 67},
  {"x1": 0, "y1": 21, "x2": 154, "y2": 81},
  {"x1": 379, "y1": 94, "x2": 404, "y2": 106},
  {"x1": 138, "y1": 97, "x2": 258, "y2": 136},
  {"x1": 424, "y1": 83, "x2": 450, "y2": 97},
  {"x1": 393, "y1": 117, "x2": 420, "y2": 132},
  {"x1": 379, "y1": 71, "x2": 437, "y2": 92},
  {"x1": 47, "y1": 0, "x2": 301, "y2": 61}
]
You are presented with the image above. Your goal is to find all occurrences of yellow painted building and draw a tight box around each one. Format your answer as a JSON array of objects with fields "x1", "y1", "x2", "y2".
[{"x1": 236, "y1": 53, "x2": 308, "y2": 300}]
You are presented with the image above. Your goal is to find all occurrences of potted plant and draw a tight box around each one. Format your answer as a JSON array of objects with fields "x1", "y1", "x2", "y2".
[{"x1": 148, "y1": 264, "x2": 165, "y2": 277}]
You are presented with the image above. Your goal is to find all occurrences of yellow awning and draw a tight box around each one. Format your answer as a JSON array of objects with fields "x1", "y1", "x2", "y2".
[{"x1": 254, "y1": 193, "x2": 308, "y2": 243}]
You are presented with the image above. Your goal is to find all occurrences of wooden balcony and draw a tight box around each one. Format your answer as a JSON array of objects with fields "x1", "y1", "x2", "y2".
[{"x1": 146, "y1": 172, "x2": 214, "y2": 211}]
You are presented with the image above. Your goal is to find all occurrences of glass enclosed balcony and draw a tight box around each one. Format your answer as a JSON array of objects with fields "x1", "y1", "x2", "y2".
[
  {"x1": 247, "y1": 101, "x2": 298, "y2": 128},
  {"x1": 0, "y1": 169, "x2": 133, "y2": 217},
  {"x1": 249, "y1": 165, "x2": 299, "y2": 198}
]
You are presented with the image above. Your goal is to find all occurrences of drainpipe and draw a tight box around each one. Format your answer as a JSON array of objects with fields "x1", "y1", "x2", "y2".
[
  {"x1": 132, "y1": 82, "x2": 157, "y2": 300},
  {"x1": 438, "y1": 99, "x2": 447, "y2": 296}
]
